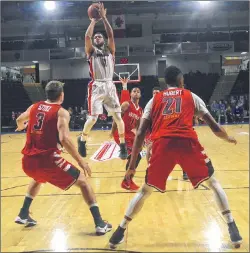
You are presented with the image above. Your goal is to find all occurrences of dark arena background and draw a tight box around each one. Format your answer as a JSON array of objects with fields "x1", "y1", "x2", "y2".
[{"x1": 1, "y1": 1, "x2": 249, "y2": 252}]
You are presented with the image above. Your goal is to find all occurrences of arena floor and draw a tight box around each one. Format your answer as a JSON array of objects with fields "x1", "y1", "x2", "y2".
[{"x1": 1, "y1": 124, "x2": 249, "y2": 252}]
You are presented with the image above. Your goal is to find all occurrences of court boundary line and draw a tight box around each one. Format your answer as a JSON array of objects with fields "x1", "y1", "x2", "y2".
[
  {"x1": 1, "y1": 186, "x2": 249, "y2": 198},
  {"x1": 1, "y1": 169, "x2": 249, "y2": 179}
]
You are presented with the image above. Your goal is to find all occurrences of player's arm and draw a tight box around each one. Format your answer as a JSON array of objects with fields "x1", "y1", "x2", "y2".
[
  {"x1": 98, "y1": 3, "x2": 115, "y2": 55},
  {"x1": 57, "y1": 108, "x2": 91, "y2": 176},
  {"x1": 85, "y1": 19, "x2": 98, "y2": 57},
  {"x1": 16, "y1": 105, "x2": 33, "y2": 131},
  {"x1": 110, "y1": 101, "x2": 130, "y2": 136},
  {"x1": 202, "y1": 113, "x2": 236, "y2": 144},
  {"x1": 125, "y1": 99, "x2": 153, "y2": 180},
  {"x1": 192, "y1": 93, "x2": 237, "y2": 144}
]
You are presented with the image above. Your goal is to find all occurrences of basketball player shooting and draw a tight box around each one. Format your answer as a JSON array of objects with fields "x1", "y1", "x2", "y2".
[
  {"x1": 109, "y1": 66, "x2": 242, "y2": 249},
  {"x1": 78, "y1": 2, "x2": 128, "y2": 160},
  {"x1": 111, "y1": 77, "x2": 143, "y2": 191},
  {"x1": 14, "y1": 81, "x2": 112, "y2": 235}
]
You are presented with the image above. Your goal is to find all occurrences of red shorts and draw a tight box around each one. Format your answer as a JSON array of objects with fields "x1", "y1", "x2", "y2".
[
  {"x1": 113, "y1": 135, "x2": 134, "y2": 155},
  {"x1": 146, "y1": 137, "x2": 214, "y2": 192},
  {"x1": 22, "y1": 151, "x2": 80, "y2": 190}
]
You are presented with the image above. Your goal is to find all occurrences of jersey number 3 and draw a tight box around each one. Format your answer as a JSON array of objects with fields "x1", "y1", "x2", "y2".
[
  {"x1": 163, "y1": 97, "x2": 182, "y2": 115},
  {"x1": 33, "y1": 112, "x2": 45, "y2": 130}
]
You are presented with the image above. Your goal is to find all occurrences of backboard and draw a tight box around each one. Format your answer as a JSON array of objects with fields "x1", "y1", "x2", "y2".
[{"x1": 113, "y1": 63, "x2": 140, "y2": 84}]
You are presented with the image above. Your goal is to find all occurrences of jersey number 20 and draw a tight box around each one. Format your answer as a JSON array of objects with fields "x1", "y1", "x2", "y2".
[
  {"x1": 163, "y1": 97, "x2": 182, "y2": 115},
  {"x1": 33, "y1": 112, "x2": 45, "y2": 130}
]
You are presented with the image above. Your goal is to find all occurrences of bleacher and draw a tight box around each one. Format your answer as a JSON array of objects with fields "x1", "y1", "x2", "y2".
[
  {"x1": 1, "y1": 81, "x2": 32, "y2": 127},
  {"x1": 230, "y1": 70, "x2": 249, "y2": 95},
  {"x1": 184, "y1": 72, "x2": 220, "y2": 104},
  {"x1": 1, "y1": 39, "x2": 58, "y2": 51}
]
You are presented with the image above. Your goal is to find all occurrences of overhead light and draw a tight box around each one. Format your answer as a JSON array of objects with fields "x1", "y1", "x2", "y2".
[
  {"x1": 198, "y1": 1, "x2": 210, "y2": 7},
  {"x1": 162, "y1": 55, "x2": 167, "y2": 58},
  {"x1": 32, "y1": 61, "x2": 38, "y2": 63},
  {"x1": 44, "y1": 1, "x2": 56, "y2": 11},
  {"x1": 241, "y1": 52, "x2": 247, "y2": 55}
]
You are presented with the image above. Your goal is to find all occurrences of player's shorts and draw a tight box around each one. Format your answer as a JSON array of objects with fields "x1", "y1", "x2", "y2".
[
  {"x1": 22, "y1": 151, "x2": 80, "y2": 190},
  {"x1": 113, "y1": 135, "x2": 134, "y2": 155},
  {"x1": 146, "y1": 137, "x2": 214, "y2": 192},
  {"x1": 88, "y1": 80, "x2": 121, "y2": 115}
]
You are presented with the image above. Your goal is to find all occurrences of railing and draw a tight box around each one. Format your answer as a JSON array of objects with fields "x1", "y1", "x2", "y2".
[{"x1": 1, "y1": 41, "x2": 235, "y2": 62}]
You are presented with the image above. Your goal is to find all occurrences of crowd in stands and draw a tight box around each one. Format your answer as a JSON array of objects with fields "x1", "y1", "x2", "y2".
[
  {"x1": 160, "y1": 30, "x2": 249, "y2": 43},
  {"x1": 209, "y1": 96, "x2": 249, "y2": 124},
  {"x1": 2, "y1": 71, "x2": 248, "y2": 130}
]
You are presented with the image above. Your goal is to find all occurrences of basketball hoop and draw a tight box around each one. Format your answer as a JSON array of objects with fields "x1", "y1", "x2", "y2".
[{"x1": 114, "y1": 63, "x2": 140, "y2": 85}]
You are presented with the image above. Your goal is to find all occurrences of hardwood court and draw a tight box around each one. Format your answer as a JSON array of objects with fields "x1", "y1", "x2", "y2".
[{"x1": 1, "y1": 124, "x2": 249, "y2": 252}]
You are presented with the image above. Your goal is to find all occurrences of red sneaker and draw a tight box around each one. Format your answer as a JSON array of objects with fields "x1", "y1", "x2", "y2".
[
  {"x1": 121, "y1": 179, "x2": 140, "y2": 191},
  {"x1": 121, "y1": 179, "x2": 131, "y2": 190},
  {"x1": 130, "y1": 179, "x2": 140, "y2": 191}
]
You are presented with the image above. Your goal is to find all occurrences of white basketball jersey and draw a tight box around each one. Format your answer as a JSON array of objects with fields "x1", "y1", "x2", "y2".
[{"x1": 88, "y1": 47, "x2": 114, "y2": 81}]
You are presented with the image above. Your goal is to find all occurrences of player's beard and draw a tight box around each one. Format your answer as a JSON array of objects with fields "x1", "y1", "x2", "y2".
[{"x1": 95, "y1": 41, "x2": 105, "y2": 49}]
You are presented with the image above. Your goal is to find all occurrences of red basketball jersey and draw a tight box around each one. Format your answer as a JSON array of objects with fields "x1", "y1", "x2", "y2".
[
  {"x1": 114, "y1": 101, "x2": 143, "y2": 140},
  {"x1": 150, "y1": 88, "x2": 198, "y2": 140},
  {"x1": 22, "y1": 101, "x2": 61, "y2": 156}
]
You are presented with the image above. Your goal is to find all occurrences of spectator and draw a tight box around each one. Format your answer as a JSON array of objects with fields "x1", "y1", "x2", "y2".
[
  {"x1": 218, "y1": 100, "x2": 228, "y2": 124},
  {"x1": 210, "y1": 100, "x2": 219, "y2": 121},
  {"x1": 234, "y1": 101, "x2": 244, "y2": 123},
  {"x1": 74, "y1": 106, "x2": 79, "y2": 115}
]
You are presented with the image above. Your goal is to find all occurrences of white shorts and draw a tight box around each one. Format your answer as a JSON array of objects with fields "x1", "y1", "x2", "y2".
[{"x1": 88, "y1": 80, "x2": 121, "y2": 115}]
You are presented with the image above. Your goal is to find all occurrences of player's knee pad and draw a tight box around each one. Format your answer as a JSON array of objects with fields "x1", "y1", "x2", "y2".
[
  {"x1": 205, "y1": 175, "x2": 218, "y2": 190},
  {"x1": 141, "y1": 183, "x2": 154, "y2": 198}
]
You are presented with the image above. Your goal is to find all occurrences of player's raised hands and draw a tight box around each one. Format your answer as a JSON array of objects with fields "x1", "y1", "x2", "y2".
[
  {"x1": 98, "y1": 2, "x2": 107, "y2": 19},
  {"x1": 78, "y1": 160, "x2": 92, "y2": 177},
  {"x1": 120, "y1": 77, "x2": 129, "y2": 90}
]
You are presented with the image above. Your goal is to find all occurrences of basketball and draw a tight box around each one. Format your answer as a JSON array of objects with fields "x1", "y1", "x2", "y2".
[{"x1": 88, "y1": 4, "x2": 101, "y2": 20}]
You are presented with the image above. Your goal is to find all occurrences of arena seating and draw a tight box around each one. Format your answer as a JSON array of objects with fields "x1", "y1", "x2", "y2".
[
  {"x1": 230, "y1": 69, "x2": 249, "y2": 95},
  {"x1": 1, "y1": 39, "x2": 58, "y2": 51},
  {"x1": 160, "y1": 31, "x2": 249, "y2": 43},
  {"x1": 1, "y1": 81, "x2": 32, "y2": 125},
  {"x1": 184, "y1": 72, "x2": 220, "y2": 104}
]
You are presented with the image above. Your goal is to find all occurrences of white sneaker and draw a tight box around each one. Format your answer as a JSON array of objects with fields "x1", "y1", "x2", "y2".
[{"x1": 96, "y1": 222, "x2": 112, "y2": 236}]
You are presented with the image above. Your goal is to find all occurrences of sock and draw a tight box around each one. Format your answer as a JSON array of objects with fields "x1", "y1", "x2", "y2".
[
  {"x1": 120, "y1": 216, "x2": 132, "y2": 229},
  {"x1": 222, "y1": 210, "x2": 234, "y2": 224},
  {"x1": 20, "y1": 195, "x2": 33, "y2": 216},
  {"x1": 81, "y1": 134, "x2": 87, "y2": 142},
  {"x1": 89, "y1": 204, "x2": 105, "y2": 227}
]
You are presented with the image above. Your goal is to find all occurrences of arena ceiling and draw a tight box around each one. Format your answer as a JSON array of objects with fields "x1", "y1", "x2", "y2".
[{"x1": 1, "y1": 1, "x2": 249, "y2": 22}]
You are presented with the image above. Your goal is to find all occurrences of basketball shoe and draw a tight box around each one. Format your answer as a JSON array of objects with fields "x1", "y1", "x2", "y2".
[
  {"x1": 119, "y1": 143, "x2": 128, "y2": 160},
  {"x1": 121, "y1": 179, "x2": 140, "y2": 191},
  {"x1": 109, "y1": 226, "x2": 126, "y2": 249},
  {"x1": 96, "y1": 221, "x2": 112, "y2": 236},
  {"x1": 228, "y1": 221, "x2": 242, "y2": 248},
  {"x1": 77, "y1": 136, "x2": 87, "y2": 157},
  {"x1": 15, "y1": 209, "x2": 37, "y2": 227}
]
